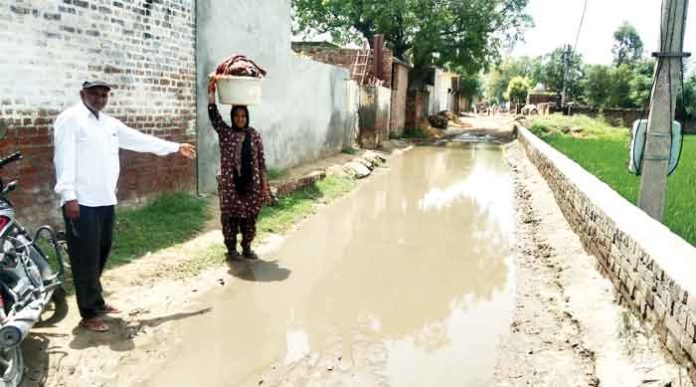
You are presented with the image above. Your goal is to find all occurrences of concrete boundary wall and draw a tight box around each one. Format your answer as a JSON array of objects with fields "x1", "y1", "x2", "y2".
[
  {"x1": 196, "y1": 0, "x2": 359, "y2": 194},
  {"x1": 516, "y1": 124, "x2": 696, "y2": 380},
  {"x1": 358, "y1": 86, "x2": 391, "y2": 149}
]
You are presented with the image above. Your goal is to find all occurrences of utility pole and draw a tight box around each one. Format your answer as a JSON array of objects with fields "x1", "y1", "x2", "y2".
[
  {"x1": 638, "y1": 0, "x2": 689, "y2": 221},
  {"x1": 560, "y1": 44, "x2": 572, "y2": 109}
]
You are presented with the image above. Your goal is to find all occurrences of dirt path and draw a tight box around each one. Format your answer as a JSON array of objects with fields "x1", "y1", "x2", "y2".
[
  {"x1": 492, "y1": 116, "x2": 692, "y2": 386},
  {"x1": 20, "y1": 115, "x2": 694, "y2": 386},
  {"x1": 137, "y1": 145, "x2": 518, "y2": 387},
  {"x1": 21, "y1": 149, "x2": 403, "y2": 387}
]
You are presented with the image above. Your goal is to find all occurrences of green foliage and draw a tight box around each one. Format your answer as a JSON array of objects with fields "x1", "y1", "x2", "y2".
[
  {"x1": 175, "y1": 177, "x2": 357, "y2": 277},
  {"x1": 580, "y1": 59, "x2": 655, "y2": 109},
  {"x1": 485, "y1": 48, "x2": 583, "y2": 102},
  {"x1": 341, "y1": 146, "x2": 358, "y2": 155},
  {"x1": 629, "y1": 59, "x2": 655, "y2": 108},
  {"x1": 537, "y1": 47, "x2": 584, "y2": 100},
  {"x1": 48, "y1": 192, "x2": 210, "y2": 294},
  {"x1": 459, "y1": 73, "x2": 484, "y2": 101},
  {"x1": 110, "y1": 193, "x2": 211, "y2": 267},
  {"x1": 486, "y1": 22, "x2": 652, "y2": 108},
  {"x1": 528, "y1": 114, "x2": 627, "y2": 140},
  {"x1": 485, "y1": 56, "x2": 542, "y2": 102},
  {"x1": 582, "y1": 65, "x2": 612, "y2": 107},
  {"x1": 678, "y1": 74, "x2": 696, "y2": 121},
  {"x1": 505, "y1": 76, "x2": 531, "y2": 104},
  {"x1": 531, "y1": 121, "x2": 696, "y2": 246},
  {"x1": 607, "y1": 64, "x2": 636, "y2": 108},
  {"x1": 612, "y1": 22, "x2": 644, "y2": 66},
  {"x1": 257, "y1": 177, "x2": 355, "y2": 234},
  {"x1": 267, "y1": 168, "x2": 286, "y2": 181},
  {"x1": 292, "y1": 0, "x2": 532, "y2": 78},
  {"x1": 399, "y1": 128, "x2": 429, "y2": 139}
]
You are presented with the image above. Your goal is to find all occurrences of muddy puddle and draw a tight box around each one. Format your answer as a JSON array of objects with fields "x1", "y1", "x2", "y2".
[{"x1": 141, "y1": 146, "x2": 516, "y2": 387}]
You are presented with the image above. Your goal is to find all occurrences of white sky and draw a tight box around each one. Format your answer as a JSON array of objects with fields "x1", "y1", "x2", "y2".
[{"x1": 510, "y1": 0, "x2": 696, "y2": 68}]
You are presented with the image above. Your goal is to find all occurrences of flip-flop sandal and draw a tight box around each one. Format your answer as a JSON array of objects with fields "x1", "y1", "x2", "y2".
[
  {"x1": 98, "y1": 304, "x2": 121, "y2": 315},
  {"x1": 80, "y1": 319, "x2": 109, "y2": 332}
]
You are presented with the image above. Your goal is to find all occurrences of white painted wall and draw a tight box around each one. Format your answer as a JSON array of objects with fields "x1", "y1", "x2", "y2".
[
  {"x1": 428, "y1": 69, "x2": 454, "y2": 115},
  {"x1": 196, "y1": 0, "x2": 359, "y2": 193}
]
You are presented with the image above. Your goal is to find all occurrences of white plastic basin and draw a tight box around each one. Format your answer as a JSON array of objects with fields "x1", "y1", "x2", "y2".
[{"x1": 216, "y1": 75, "x2": 263, "y2": 106}]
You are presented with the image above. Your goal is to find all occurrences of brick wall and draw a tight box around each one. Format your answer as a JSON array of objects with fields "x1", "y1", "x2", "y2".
[
  {"x1": 566, "y1": 106, "x2": 696, "y2": 133},
  {"x1": 405, "y1": 89, "x2": 429, "y2": 130},
  {"x1": 517, "y1": 124, "x2": 696, "y2": 382},
  {"x1": 389, "y1": 62, "x2": 409, "y2": 136},
  {"x1": 0, "y1": 0, "x2": 196, "y2": 227},
  {"x1": 458, "y1": 95, "x2": 470, "y2": 113},
  {"x1": 527, "y1": 93, "x2": 559, "y2": 106},
  {"x1": 358, "y1": 86, "x2": 391, "y2": 149},
  {"x1": 292, "y1": 46, "x2": 394, "y2": 88},
  {"x1": 567, "y1": 106, "x2": 644, "y2": 128}
]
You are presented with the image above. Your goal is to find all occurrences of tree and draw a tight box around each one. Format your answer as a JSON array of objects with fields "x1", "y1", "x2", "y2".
[
  {"x1": 678, "y1": 74, "x2": 696, "y2": 121},
  {"x1": 629, "y1": 59, "x2": 655, "y2": 108},
  {"x1": 459, "y1": 73, "x2": 484, "y2": 102},
  {"x1": 538, "y1": 47, "x2": 584, "y2": 100},
  {"x1": 612, "y1": 22, "x2": 644, "y2": 66},
  {"x1": 607, "y1": 64, "x2": 635, "y2": 108},
  {"x1": 505, "y1": 76, "x2": 531, "y2": 105},
  {"x1": 581, "y1": 59, "x2": 655, "y2": 109},
  {"x1": 582, "y1": 64, "x2": 612, "y2": 107},
  {"x1": 484, "y1": 56, "x2": 542, "y2": 102},
  {"x1": 292, "y1": 0, "x2": 532, "y2": 79}
]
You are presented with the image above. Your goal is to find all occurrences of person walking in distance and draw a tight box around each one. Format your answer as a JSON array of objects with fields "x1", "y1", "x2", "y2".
[
  {"x1": 207, "y1": 76, "x2": 271, "y2": 261},
  {"x1": 53, "y1": 81, "x2": 196, "y2": 332}
]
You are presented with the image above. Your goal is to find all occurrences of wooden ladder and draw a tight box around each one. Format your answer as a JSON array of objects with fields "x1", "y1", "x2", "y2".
[{"x1": 351, "y1": 42, "x2": 372, "y2": 85}]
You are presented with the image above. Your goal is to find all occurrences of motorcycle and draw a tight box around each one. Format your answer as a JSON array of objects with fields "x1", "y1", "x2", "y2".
[{"x1": 0, "y1": 128, "x2": 67, "y2": 386}]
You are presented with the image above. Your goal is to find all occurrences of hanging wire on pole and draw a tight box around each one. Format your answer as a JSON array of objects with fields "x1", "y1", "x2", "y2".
[
  {"x1": 672, "y1": 0, "x2": 690, "y2": 171},
  {"x1": 562, "y1": 0, "x2": 589, "y2": 108},
  {"x1": 573, "y1": 0, "x2": 589, "y2": 51},
  {"x1": 637, "y1": 0, "x2": 691, "y2": 220}
]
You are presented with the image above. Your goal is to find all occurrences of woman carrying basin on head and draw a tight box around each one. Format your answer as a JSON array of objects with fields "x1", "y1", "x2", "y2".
[{"x1": 207, "y1": 75, "x2": 271, "y2": 261}]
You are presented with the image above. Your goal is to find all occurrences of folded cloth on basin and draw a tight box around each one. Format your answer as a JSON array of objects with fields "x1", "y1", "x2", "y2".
[{"x1": 215, "y1": 54, "x2": 267, "y2": 78}]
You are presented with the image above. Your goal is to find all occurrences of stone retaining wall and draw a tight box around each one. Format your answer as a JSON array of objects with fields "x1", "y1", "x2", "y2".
[{"x1": 516, "y1": 124, "x2": 696, "y2": 380}]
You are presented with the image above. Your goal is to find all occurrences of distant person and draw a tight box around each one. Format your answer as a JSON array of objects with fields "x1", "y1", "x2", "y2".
[
  {"x1": 207, "y1": 76, "x2": 271, "y2": 261},
  {"x1": 53, "y1": 81, "x2": 196, "y2": 332}
]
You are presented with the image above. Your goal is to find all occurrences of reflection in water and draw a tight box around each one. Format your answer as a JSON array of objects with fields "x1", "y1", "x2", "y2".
[
  {"x1": 418, "y1": 154, "x2": 514, "y2": 237},
  {"x1": 144, "y1": 146, "x2": 516, "y2": 387}
]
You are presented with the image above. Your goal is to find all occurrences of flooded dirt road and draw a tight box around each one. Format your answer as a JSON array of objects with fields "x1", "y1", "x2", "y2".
[{"x1": 141, "y1": 146, "x2": 517, "y2": 386}]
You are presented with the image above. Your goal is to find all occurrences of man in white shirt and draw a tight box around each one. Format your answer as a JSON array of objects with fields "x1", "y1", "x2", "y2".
[{"x1": 53, "y1": 81, "x2": 196, "y2": 332}]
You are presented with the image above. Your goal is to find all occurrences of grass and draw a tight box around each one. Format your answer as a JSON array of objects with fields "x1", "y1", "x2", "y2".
[
  {"x1": 257, "y1": 176, "x2": 355, "y2": 234},
  {"x1": 43, "y1": 176, "x2": 358, "y2": 291},
  {"x1": 267, "y1": 168, "x2": 286, "y2": 181},
  {"x1": 527, "y1": 114, "x2": 627, "y2": 140},
  {"x1": 527, "y1": 114, "x2": 696, "y2": 245},
  {"x1": 37, "y1": 239, "x2": 74, "y2": 295},
  {"x1": 174, "y1": 176, "x2": 356, "y2": 277},
  {"x1": 341, "y1": 146, "x2": 358, "y2": 155},
  {"x1": 109, "y1": 192, "x2": 211, "y2": 267},
  {"x1": 394, "y1": 128, "x2": 428, "y2": 140},
  {"x1": 39, "y1": 192, "x2": 210, "y2": 295}
]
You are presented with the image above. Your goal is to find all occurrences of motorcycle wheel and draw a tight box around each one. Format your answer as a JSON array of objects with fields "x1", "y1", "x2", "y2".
[{"x1": 0, "y1": 347, "x2": 23, "y2": 387}]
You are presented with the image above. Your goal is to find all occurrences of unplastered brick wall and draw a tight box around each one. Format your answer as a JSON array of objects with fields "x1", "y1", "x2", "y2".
[
  {"x1": 0, "y1": 0, "x2": 196, "y2": 227},
  {"x1": 516, "y1": 124, "x2": 696, "y2": 381},
  {"x1": 292, "y1": 46, "x2": 393, "y2": 88}
]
